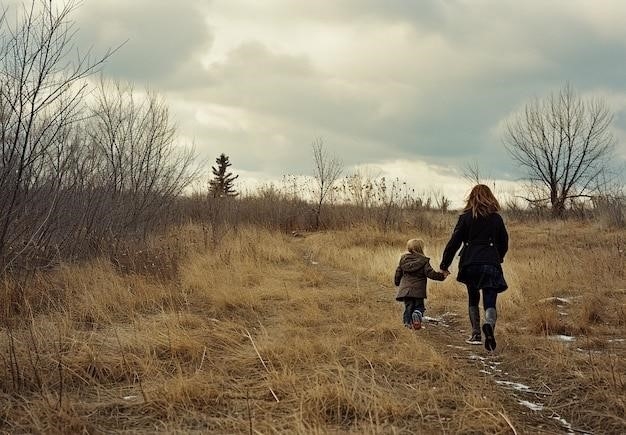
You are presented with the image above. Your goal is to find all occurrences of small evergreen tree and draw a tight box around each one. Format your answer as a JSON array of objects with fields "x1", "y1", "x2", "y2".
[{"x1": 209, "y1": 153, "x2": 239, "y2": 198}]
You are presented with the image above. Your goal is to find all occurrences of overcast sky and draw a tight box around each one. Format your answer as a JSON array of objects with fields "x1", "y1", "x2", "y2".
[{"x1": 21, "y1": 0, "x2": 626, "y2": 202}]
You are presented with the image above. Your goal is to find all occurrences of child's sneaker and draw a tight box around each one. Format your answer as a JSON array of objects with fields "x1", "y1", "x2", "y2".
[
  {"x1": 411, "y1": 310, "x2": 423, "y2": 330},
  {"x1": 465, "y1": 333, "x2": 482, "y2": 345}
]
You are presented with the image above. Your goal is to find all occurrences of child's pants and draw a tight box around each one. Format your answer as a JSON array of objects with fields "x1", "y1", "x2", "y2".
[{"x1": 403, "y1": 297, "x2": 425, "y2": 325}]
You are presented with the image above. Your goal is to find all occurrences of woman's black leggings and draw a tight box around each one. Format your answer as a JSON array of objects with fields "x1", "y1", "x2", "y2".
[{"x1": 467, "y1": 286, "x2": 498, "y2": 309}]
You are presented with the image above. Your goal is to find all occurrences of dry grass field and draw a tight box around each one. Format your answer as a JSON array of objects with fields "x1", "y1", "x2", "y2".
[{"x1": 1, "y1": 218, "x2": 625, "y2": 433}]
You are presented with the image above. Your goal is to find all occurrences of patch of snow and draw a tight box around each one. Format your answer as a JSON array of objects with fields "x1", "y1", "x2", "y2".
[
  {"x1": 469, "y1": 354, "x2": 486, "y2": 361},
  {"x1": 468, "y1": 352, "x2": 504, "y2": 374},
  {"x1": 552, "y1": 415, "x2": 574, "y2": 435},
  {"x1": 575, "y1": 347, "x2": 603, "y2": 354},
  {"x1": 540, "y1": 296, "x2": 572, "y2": 305},
  {"x1": 446, "y1": 344, "x2": 467, "y2": 350},
  {"x1": 495, "y1": 380, "x2": 532, "y2": 393},
  {"x1": 479, "y1": 369, "x2": 491, "y2": 375},
  {"x1": 519, "y1": 400, "x2": 544, "y2": 411},
  {"x1": 608, "y1": 338, "x2": 625, "y2": 343},
  {"x1": 310, "y1": 261, "x2": 319, "y2": 265},
  {"x1": 548, "y1": 334, "x2": 576, "y2": 342},
  {"x1": 123, "y1": 395, "x2": 138, "y2": 401},
  {"x1": 559, "y1": 311, "x2": 569, "y2": 316},
  {"x1": 494, "y1": 378, "x2": 579, "y2": 433},
  {"x1": 423, "y1": 316, "x2": 450, "y2": 327}
]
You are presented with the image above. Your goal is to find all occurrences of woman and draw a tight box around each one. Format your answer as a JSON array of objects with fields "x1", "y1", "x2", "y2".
[{"x1": 440, "y1": 184, "x2": 509, "y2": 351}]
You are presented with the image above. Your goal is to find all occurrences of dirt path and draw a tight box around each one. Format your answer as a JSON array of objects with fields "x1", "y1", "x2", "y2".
[
  {"x1": 295, "y1": 239, "x2": 592, "y2": 434},
  {"x1": 421, "y1": 316, "x2": 589, "y2": 434}
]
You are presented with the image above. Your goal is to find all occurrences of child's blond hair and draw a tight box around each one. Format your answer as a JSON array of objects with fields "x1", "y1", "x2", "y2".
[{"x1": 407, "y1": 238, "x2": 424, "y2": 254}]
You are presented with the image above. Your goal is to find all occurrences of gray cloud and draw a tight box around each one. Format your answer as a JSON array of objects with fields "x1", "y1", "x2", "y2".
[
  {"x1": 40, "y1": 0, "x2": 626, "y2": 184},
  {"x1": 74, "y1": 0, "x2": 212, "y2": 84}
]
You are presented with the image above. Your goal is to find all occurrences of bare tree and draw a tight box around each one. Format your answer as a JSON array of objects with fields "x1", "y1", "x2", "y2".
[
  {"x1": 426, "y1": 187, "x2": 451, "y2": 213},
  {"x1": 0, "y1": 2, "x2": 199, "y2": 275},
  {"x1": 463, "y1": 160, "x2": 483, "y2": 185},
  {"x1": 311, "y1": 138, "x2": 342, "y2": 230},
  {"x1": 504, "y1": 83, "x2": 616, "y2": 217},
  {"x1": 0, "y1": 0, "x2": 112, "y2": 272},
  {"x1": 88, "y1": 79, "x2": 197, "y2": 234},
  {"x1": 342, "y1": 167, "x2": 379, "y2": 209}
]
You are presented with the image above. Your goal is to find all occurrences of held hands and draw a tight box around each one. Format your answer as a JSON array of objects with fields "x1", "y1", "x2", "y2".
[{"x1": 441, "y1": 269, "x2": 450, "y2": 279}]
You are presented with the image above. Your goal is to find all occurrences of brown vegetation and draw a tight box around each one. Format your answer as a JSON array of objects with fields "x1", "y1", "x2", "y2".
[{"x1": 1, "y1": 218, "x2": 624, "y2": 433}]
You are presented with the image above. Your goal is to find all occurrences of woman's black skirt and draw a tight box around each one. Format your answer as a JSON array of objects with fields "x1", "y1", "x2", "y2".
[{"x1": 457, "y1": 264, "x2": 508, "y2": 292}]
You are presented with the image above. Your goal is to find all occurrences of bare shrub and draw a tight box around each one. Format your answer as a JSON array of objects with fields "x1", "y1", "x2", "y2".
[{"x1": 593, "y1": 194, "x2": 625, "y2": 228}]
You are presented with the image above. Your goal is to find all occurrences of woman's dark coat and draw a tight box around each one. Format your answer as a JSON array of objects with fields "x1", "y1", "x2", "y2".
[
  {"x1": 394, "y1": 252, "x2": 445, "y2": 300},
  {"x1": 440, "y1": 211, "x2": 509, "y2": 272}
]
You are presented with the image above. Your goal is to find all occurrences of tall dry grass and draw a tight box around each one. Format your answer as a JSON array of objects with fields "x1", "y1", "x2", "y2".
[
  {"x1": 0, "y1": 220, "x2": 624, "y2": 433},
  {"x1": 305, "y1": 220, "x2": 626, "y2": 433}
]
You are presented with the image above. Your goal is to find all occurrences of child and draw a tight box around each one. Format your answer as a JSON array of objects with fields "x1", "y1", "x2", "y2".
[{"x1": 394, "y1": 239, "x2": 447, "y2": 329}]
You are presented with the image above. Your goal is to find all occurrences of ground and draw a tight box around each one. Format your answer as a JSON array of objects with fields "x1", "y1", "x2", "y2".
[{"x1": 1, "y1": 221, "x2": 625, "y2": 433}]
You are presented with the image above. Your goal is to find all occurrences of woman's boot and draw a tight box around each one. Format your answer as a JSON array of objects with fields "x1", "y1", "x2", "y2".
[
  {"x1": 482, "y1": 308, "x2": 497, "y2": 351},
  {"x1": 466, "y1": 306, "x2": 482, "y2": 344}
]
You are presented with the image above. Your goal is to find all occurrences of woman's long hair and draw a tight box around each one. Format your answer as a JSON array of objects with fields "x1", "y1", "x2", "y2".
[{"x1": 464, "y1": 184, "x2": 500, "y2": 218}]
